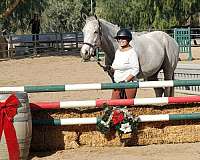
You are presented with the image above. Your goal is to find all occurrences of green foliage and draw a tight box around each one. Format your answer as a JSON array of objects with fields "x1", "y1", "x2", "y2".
[
  {"x1": 41, "y1": 0, "x2": 90, "y2": 32},
  {"x1": 95, "y1": 0, "x2": 137, "y2": 29},
  {"x1": 95, "y1": 0, "x2": 199, "y2": 30},
  {"x1": 0, "y1": 0, "x2": 47, "y2": 33},
  {"x1": 0, "y1": 0, "x2": 199, "y2": 33}
]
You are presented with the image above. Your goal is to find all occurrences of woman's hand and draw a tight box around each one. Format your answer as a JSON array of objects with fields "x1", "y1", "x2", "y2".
[{"x1": 103, "y1": 65, "x2": 111, "y2": 72}]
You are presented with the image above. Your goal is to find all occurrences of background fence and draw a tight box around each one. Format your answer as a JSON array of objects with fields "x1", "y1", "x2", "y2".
[
  {"x1": 0, "y1": 32, "x2": 83, "y2": 58},
  {"x1": 158, "y1": 63, "x2": 200, "y2": 95},
  {"x1": 0, "y1": 27, "x2": 199, "y2": 59},
  {"x1": 0, "y1": 28, "x2": 200, "y2": 95}
]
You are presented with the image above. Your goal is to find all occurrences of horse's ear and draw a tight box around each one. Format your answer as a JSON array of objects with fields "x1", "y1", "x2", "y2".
[
  {"x1": 81, "y1": 12, "x2": 88, "y2": 21},
  {"x1": 94, "y1": 15, "x2": 98, "y2": 20}
]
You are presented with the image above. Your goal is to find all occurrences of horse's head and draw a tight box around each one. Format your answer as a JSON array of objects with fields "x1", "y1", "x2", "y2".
[{"x1": 80, "y1": 16, "x2": 102, "y2": 61}]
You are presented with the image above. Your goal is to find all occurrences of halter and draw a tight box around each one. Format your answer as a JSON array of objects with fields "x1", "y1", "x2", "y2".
[
  {"x1": 83, "y1": 18, "x2": 114, "y2": 83},
  {"x1": 82, "y1": 19, "x2": 102, "y2": 52}
]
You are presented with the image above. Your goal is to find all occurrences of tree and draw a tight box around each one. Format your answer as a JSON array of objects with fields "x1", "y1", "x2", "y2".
[
  {"x1": 0, "y1": 0, "x2": 23, "y2": 19},
  {"x1": 153, "y1": 0, "x2": 200, "y2": 29},
  {"x1": 41, "y1": 0, "x2": 91, "y2": 32},
  {"x1": 0, "y1": 0, "x2": 47, "y2": 33},
  {"x1": 0, "y1": 0, "x2": 199, "y2": 33},
  {"x1": 95, "y1": 0, "x2": 134, "y2": 29},
  {"x1": 95, "y1": 0, "x2": 199, "y2": 31}
]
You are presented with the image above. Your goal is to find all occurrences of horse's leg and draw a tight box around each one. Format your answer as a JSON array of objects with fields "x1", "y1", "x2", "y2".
[
  {"x1": 162, "y1": 58, "x2": 174, "y2": 97},
  {"x1": 163, "y1": 71, "x2": 174, "y2": 97},
  {"x1": 170, "y1": 74, "x2": 175, "y2": 96},
  {"x1": 147, "y1": 73, "x2": 164, "y2": 97}
]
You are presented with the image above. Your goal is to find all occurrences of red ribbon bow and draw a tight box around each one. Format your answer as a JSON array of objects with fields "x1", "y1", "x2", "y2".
[{"x1": 0, "y1": 94, "x2": 20, "y2": 160}]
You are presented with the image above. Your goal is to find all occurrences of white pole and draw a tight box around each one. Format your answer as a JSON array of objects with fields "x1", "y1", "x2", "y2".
[
  {"x1": 91, "y1": 0, "x2": 93, "y2": 15},
  {"x1": 61, "y1": 117, "x2": 97, "y2": 125}
]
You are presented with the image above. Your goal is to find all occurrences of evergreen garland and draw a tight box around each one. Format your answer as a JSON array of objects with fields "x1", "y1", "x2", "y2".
[{"x1": 97, "y1": 104, "x2": 138, "y2": 135}]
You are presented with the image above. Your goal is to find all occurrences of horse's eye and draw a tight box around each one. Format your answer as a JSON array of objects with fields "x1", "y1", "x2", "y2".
[{"x1": 94, "y1": 31, "x2": 98, "y2": 34}]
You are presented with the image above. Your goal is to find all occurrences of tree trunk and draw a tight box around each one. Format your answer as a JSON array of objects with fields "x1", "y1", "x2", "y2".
[{"x1": 0, "y1": 0, "x2": 23, "y2": 19}]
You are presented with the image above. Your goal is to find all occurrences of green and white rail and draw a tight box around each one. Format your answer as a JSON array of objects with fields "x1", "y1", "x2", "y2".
[
  {"x1": 32, "y1": 112, "x2": 200, "y2": 126},
  {"x1": 1, "y1": 80, "x2": 200, "y2": 93}
]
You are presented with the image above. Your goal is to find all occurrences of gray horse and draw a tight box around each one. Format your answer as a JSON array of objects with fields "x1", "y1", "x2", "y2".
[{"x1": 80, "y1": 16, "x2": 179, "y2": 97}]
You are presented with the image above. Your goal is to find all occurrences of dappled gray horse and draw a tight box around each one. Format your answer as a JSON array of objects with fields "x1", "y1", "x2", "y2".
[{"x1": 80, "y1": 16, "x2": 179, "y2": 97}]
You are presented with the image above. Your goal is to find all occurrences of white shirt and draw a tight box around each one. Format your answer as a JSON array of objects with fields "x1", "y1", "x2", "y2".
[{"x1": 112, "y1": 48, "x2": 139, "y2": 83}]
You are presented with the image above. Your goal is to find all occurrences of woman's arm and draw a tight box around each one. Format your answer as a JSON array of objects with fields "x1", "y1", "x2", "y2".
[
  {"x1": 128, "y1": 51, "x2": 139, "y2": 76},
  {"x1": 125, "y1": 50, "x2": 139, "y2": 82}
]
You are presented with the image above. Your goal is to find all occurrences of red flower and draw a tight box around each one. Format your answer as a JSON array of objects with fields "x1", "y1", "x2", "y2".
[{"x1": 112, "y1": 110, "x2": 124, "y2": 125}]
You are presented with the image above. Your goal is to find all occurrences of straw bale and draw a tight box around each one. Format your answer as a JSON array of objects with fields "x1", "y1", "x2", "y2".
[
  {"x1": 31, "y1": 103, "x2": 200, "y2": 151},
  {"x1": 31, "y1": 109, "x2": 80, "y2": 151}
]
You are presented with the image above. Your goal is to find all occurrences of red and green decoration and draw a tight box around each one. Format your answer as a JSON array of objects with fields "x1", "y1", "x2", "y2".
[
  {"x1": 0, "y1": 94, "x2": 20, "y2": 160},
  {"x1": 97, "y1": 105, "x2": 138, "y2": 135}
]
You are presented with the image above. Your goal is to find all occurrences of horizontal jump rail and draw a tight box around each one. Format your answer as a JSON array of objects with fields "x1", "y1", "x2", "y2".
[
  {"x1": 1, "y1": 80, "x2": 200, "y2": 93},
  {"x1": 32, "y1": 112, "x2": 200, "y2": 126},
  {"x1": 30, "y1": 95, "x2": 200, "y2": 110}
]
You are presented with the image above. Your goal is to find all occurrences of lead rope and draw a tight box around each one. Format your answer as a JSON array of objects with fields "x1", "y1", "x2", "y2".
[
  {"x1": 97, "y1": 61, "x2": 127, "y2": 99},
  {"x1": 119, "y1": 88, "x2": 127, "y2": 99},
  {"x1": 97, "y1": 61, "x2": 115, "y2": 83}
]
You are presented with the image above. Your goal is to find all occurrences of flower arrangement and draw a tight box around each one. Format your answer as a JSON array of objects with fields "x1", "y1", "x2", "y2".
[{"x1": 97, "y1": 105, "x2": 138, "y2": 135}]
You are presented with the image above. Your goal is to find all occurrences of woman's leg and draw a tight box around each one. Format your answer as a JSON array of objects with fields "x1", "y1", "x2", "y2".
[
  {"x1": 111, "y1": 89, "x2": 121, "y2": 99},
  {"x1": 112, "y1": 89, "x2": 137, "y2": 99},
  {"x1": 125, "y1": 88, "x2": 137, "y2": 99}
]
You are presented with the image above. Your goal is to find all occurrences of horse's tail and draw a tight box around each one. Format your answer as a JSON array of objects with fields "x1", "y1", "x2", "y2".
[
  {"x1": 162, "y1": 32, "x2": 179, "y2": 72},
  {"x1": 160, "y1": 32, "x2": 179, "y2": 96}
]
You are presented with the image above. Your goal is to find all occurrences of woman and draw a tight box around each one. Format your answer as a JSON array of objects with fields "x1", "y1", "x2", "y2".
[
  {"x1": 29, "y1": 13, "x2": 41, "y2": 42},
  {"x1": 109, "y1": 28, "x2": 139, "y2": 99}
]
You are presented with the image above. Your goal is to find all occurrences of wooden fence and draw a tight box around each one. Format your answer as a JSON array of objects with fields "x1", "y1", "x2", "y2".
[
  {"x1": 159, "y1": 63, "x2": 200, "y2": 95},
  {"x1": 0, "y1": 32, "x2": 83, "y2": 57}
]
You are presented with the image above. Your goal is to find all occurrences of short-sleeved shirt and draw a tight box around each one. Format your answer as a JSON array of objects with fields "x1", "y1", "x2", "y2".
[{"x1": 111, "y1": 48, "x2": 139, "y2": 83}]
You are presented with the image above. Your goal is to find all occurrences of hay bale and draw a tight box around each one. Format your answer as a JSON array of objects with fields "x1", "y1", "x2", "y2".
[
  {"x1": 31, "y1": 109, "x2": 80, "y2": 151},
  {"x1": 31, "y1": 103, "x2": 200, "y2": 150}
]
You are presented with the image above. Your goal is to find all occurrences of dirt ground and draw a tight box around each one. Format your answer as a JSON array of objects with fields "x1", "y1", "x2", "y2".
[
  {"x1": 0, "y1": 47, "x2": 199, "y2": 160},
  {"x1": 29, "y1": 144, "x2": 200, "y2": 160}
]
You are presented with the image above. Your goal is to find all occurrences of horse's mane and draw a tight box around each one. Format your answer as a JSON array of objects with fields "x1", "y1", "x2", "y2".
[
  {"x1": 86, "y1": 16, "x2": 96, "y2": 22},
  {"x1": 86, "y1": 16, "x2": 149, "y2": 38},
  {"x1": 99, "y1": 19, "x2": 119, "y2": 29},
  {"x1": 86, "y1": 16, "x2": 118, "y2": 27},
  {"x1": 99, "y1": 18, "x2": 120, "y2": 36},
  {"x1": 86, "y1": 16, "x2": 119, "y2": 33}
]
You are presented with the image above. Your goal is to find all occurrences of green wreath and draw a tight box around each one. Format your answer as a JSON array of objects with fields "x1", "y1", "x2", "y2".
[{"x1": 97, "y1": 105, "x2": 138, "y2": 135}]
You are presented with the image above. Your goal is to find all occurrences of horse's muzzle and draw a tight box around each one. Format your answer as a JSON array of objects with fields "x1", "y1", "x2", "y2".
[
  {"x1": 80, "y1": 46, "x2": 96, "y2": 61},
  {"x1": 80, "y1": 49, "x2": 92, "y2": 61}
]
